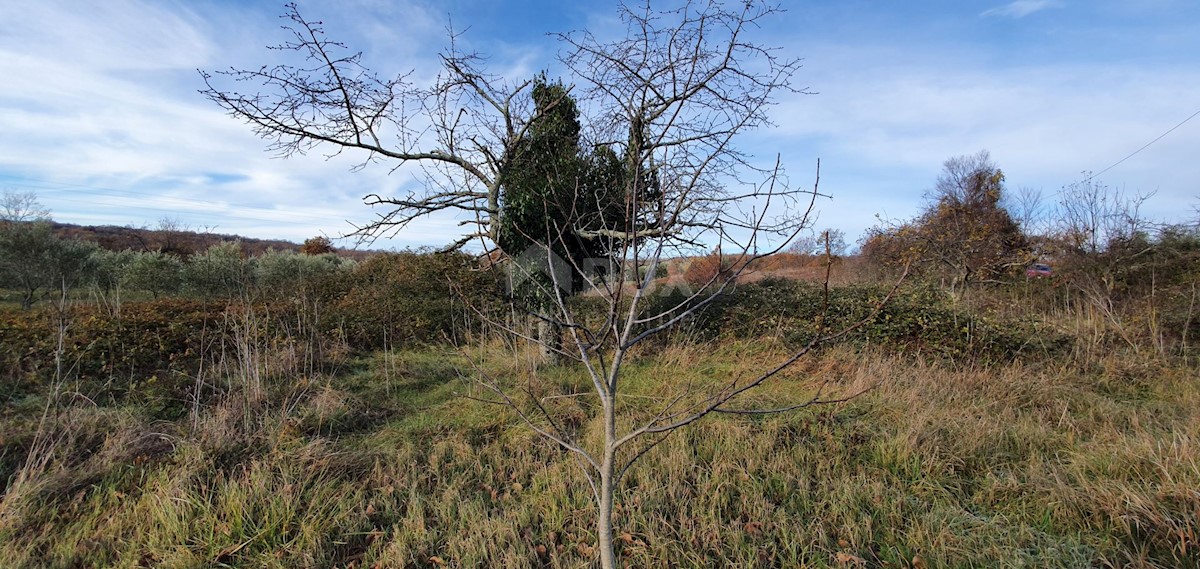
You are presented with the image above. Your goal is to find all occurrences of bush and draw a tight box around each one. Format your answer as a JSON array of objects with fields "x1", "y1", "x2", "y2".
[
  {"x1": 683, "y1": 252, "x2": 749, "y2": 288},
  {"x1": 659, "y1": 278, "x2": 1069, "y2": 362},
  {"x1": 121, "y1": 250, "x2": 184, "y2": 298},
  {"x1": 332, "y1": 251, "x2": 501, "y2": 349},
  {"x1": 255, "y1": 250, "x2": 352, "y2": 296},
  {"x1": 0, "y1": 300, "x2": 227, "y2": 398},
  {"x1": 182, "y1": 242, "x2": 254, "y2": 298}
]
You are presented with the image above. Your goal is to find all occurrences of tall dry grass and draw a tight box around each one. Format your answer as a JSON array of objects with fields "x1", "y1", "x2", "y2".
[{"x1": 2, "y1": 331, "x2": 1196, "y2": 567}]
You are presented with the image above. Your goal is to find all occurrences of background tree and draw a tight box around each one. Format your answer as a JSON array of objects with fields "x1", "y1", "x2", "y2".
[
  {"x1": 495, "y1": 78, "x2": 641, "y2": 361},
  {"x1": 121, "y1": 250, "x2": 184, "y2": 299},
  {"x1": 863, "y1": 151, "x2": 1026, "y2": 296},
  {"x1": 299, "y1": 236, "x2": 335, "y2": 255},
  {"x1": 88, "y1": 248, "x2": 136, "y2": 311},
  {"x1": 256, "y1": 249, "x2": 349, "y2": 297},
  {"x1": 182, "y1": 242, "x2": 254, "y2": 298},
  {"x1": 0, "y1": 222, "x2": 98, "y2": 309},
  {"x1": 789, "y1": 228, "x2": 848, "y2": 259},
  {"x1": 1, "y1": 190, "x2": 51, "y2": 223}
]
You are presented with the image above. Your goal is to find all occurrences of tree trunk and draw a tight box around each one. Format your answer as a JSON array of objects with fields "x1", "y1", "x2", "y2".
[
  {"x1": 598, "y1": 400, "x2": 617, "y2": 569},
  {"x1": 537, "y1": 316, "x2": 563, "y2": 366}
]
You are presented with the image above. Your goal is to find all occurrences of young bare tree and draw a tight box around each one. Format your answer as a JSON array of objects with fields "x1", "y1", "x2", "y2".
[
  {"x1": 471, "y1": 158, "x2": 903, "y2": 567},
  {"x1": 201, "y1": 2, "x2": 899, "y2": 566},
  {"x1": 469, "y1": 3, "x2": 897, "y2": 566},
  {"x1": 1053, "y1": 176, "x2": 1156, "y2": 348}
]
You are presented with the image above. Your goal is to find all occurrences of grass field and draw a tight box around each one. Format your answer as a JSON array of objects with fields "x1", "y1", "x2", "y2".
[{"x1": 1, "y1": 301, "x2": 1197, "y2": 568}]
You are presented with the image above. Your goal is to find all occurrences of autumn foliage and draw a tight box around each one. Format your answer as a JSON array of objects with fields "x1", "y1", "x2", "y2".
[
  {"x1": 300, "y1": 235, "x2": 335, "y2": 255},
  {"x1": 862, "y1": 151, "x2": 1027, "y2": 293},
  {"x1": 683, "y1": 251, "x2": 751, "y2": 288}
]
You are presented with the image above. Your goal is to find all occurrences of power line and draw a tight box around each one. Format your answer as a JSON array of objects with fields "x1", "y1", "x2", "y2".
[{"x1": 1080, "y1": 107, "x2": 1200, "y2": 185}]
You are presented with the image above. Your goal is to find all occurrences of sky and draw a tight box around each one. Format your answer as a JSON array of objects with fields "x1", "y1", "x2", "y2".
[{"x1": 1, "y1": 0, "x2": 1197, "y2": 251}]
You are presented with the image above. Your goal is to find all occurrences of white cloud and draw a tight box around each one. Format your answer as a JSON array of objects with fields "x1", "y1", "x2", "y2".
[
  {"x1": 0, "y1": 0, "x2": 489, "y2": 249},
  {"x1": 757, "y1": 42, "x2": 1200, "y2": 241},
  {"x1": 0, "y1": 1, "x2": 212, "y2": 71},
  {"x1": 982, "y1": 0, "x2": 1062, "y2": 19},
  {"x1": 3, "y1": 0, "x2": 1196, "y2": 251}
]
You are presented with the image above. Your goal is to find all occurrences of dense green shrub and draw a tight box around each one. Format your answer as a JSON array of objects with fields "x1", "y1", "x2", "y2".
[
  {"x1": 182, "y1": 242, "x2": 254, "y2": 298},
  {"x1": 121, "y1": 250, "x2": 184, "y2": 298},
  {"x1": 332, "y1": 251, "x2": 501, "y2": 349},
  {"x1": 255, "y1": 250, "x2": 352, "y2": 296},
  {"x1": 653, "y1": 278, "x2": 1069, "y2": 362}
]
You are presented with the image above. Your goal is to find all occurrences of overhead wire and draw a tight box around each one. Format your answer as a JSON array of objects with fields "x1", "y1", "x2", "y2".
[{"x1": 1078, "y1": 107, "x2": 1200, "y2": 185}]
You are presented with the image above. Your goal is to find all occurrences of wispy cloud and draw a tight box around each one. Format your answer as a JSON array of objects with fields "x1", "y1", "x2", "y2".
[
  {"x1": 762, "y1": 40, "x2": 1200, "y2": 240},
  {"x1": 0, "y1": 0, "x2": 469, "y2": 248},
  {"x1": 2, "y1": 0, "x2": 1197, "y2": 249},
  {"x1": 982, "y1": 0, "x2": 1061, "y2": 19}
]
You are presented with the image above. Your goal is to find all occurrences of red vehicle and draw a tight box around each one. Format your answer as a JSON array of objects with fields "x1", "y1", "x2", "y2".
[{"x1": 1025, "y1": 263, "x2": 1052, "y2": 277}]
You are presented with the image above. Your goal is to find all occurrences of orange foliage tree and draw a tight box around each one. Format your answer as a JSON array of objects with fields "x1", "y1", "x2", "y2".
[
  {"x1": 300, "y1": 235, "x2": 335, "y2": 255},
  {"x1": 863, "y1": 151, "x2": 1028, "y2": 295}
]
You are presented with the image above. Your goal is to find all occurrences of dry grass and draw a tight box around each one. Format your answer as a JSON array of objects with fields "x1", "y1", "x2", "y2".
[{"x1": 1, "y1": 300, "x2": 1198, "y2": 567}]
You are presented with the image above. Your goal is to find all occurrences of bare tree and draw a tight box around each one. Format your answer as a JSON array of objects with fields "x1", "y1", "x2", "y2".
[
  {"x1": 469, "y1": 2, "x2": 892, "y2": 565},
  {"x1": 467, "y1": 159, "x2": 904, "y2": 567},
  {"x1": 200, "y1": 3, "x2": 554, "y2": 251},
  {"x1": 200, "y1": 2, "x2": 896, "y2": 567},
  {"x1": 1055, "y1": 174, "x2": 1151, "y2": 256},
  {"x1": 789, "y1": 227, "x2": 847, "y2": 257},
  {"x1": 1004, "y1": 185, "x2": 1049, "y2": 237},
  {"x1": 1054, "y1": 175, "x2": 1156, "y2": 348},
  {"x1": 0, "y1": 190, "x2": 51, "y2": 223}
]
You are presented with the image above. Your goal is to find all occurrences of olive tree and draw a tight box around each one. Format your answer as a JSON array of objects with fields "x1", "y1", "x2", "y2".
[
  {"x1": 0, "y1": 222, "x2": 98, "y2": 309},
  {"x1": 121, "y1": 250, "x2": 184, "y2": 299},
  {"x1": 181, "y1": 242, "x2": 254, "y2": 298}
]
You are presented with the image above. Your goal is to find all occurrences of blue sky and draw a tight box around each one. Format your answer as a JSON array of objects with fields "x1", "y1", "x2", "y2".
[{"x1": 1, "y1": 0, "x2": 1197, "y2": 250}]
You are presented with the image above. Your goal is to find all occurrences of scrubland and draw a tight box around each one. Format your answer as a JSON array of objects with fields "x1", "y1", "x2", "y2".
[{"x1": 1, "y1": 257, "x2": 1197, "y2": 568}]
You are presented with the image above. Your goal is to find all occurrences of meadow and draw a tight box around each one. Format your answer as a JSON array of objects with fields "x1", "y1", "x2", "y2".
[{"x1": 1, "y1": 250, "x2": 1196, "y2": 568}]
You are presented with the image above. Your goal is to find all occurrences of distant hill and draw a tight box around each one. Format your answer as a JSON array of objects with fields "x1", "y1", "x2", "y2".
[{"x1": 47, "y1": 222, "x2": 373, "y2": 259}]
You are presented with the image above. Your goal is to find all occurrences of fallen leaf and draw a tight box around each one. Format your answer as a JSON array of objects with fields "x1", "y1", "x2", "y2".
[
  {"x1": 912, "y1": 555, "x2": 928, "y2": 569},
  {"x1": 429, "y1": 555, "x2": 446, "y2": 566},
  {"x1": 835, "y1": 551, "x2": 866, "y2": 566}
]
